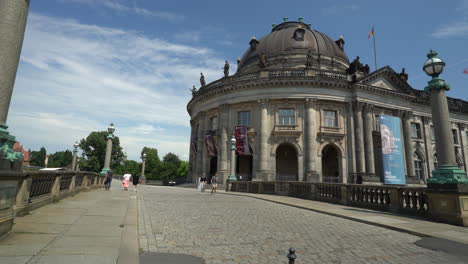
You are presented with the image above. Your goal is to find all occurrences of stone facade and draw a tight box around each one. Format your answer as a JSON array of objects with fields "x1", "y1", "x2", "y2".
[{"x1": 186, "y1": 21, "x2": 468, "y2": 185}]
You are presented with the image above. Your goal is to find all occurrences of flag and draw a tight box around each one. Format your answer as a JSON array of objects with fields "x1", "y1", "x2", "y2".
[
  {"x1": 464, "y1": 68, "x2": 468, "y2": 74},
  {"x1": 368, "y1": 26, "x2": 375, "y2": 39}
]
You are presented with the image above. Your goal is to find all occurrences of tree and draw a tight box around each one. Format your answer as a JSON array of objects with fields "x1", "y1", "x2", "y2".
[
  {"x1": 114, "y1": 160, "x2": 140, "y2": 177},
  {"x1": 177, "y1": 161, "x2": 189, "y2": 179},
  {"x1": 141, "y1": 147, "x2": 161, "y2": 180},
  {"x1": 158, "y1": 152, "x2": 183, "y2": 182},
  {"x1": 78, "y1": 131, "x2": 125, "y2": 172},
  {"x1": 30, "y1": 147, "x2": 47, "y2": 167},
  {"x1": 47, "y1": 150, "x2": 73, "y2": 168}
]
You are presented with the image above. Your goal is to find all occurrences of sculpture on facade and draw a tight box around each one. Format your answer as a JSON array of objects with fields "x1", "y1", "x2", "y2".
[
  {"x1": 200, "y1": 73, "x2": 206, "y2": 87},
  {"x1": 335, "y1": 36, "x2": 345, "y2": 51},
  {"x1": 346, "y1": 56, "x2": 370, "y2": 75},
  {"x1": 258, "y1": 52, "x2": 268, "y2": 68},
  {"x1": 399, "y1": 68, "x2": 409, "y2": 81},
  {"x1": 190, "y1": 85, "x2": 198, "y2": 96},
  {"x1": 305, "y1": 50, "x2": 313, "y2": 68},
  {"x1": 223, "y1": 60, "x2": 230, "y2": 77}
]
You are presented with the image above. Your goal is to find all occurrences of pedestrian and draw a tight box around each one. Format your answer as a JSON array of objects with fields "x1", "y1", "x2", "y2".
[
  {"x1": 200, "y1": 176, "x2": 206, "y2": 193},
  {"x1": 210, "y1": 174, "x2": 218, "y2": 194},
  {"x1": 105, "y1": 169, "x2": 113, "y2": 190},
  {"x1": 122, "y1": 172, "x2": 131, "y2": 191},
  {"x1": 132, "y1": 174, "x2": 140, "y2": 192}
]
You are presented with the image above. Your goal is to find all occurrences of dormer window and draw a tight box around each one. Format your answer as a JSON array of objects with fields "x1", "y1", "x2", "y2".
[
  {"x1": 293, "y1": 28, "x2": 305, "y2": 41},
  {"x1": 249, "y1": 38, "x2": 259, "y2": 51}
]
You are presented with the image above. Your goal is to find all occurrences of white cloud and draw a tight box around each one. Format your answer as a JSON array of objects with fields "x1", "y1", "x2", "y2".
[
  {"x1": 322, "y1": 4, "x2": 359, "y2": 15},
  {"x1": 9, "y1": 13, "x2": 225, "y2": 161},
  {"x1": 431, "y1": 21, "x2": 468, "y2": 38},
  {"x1": 58, "y1": 0, "x2": 185, "y2": 22}
]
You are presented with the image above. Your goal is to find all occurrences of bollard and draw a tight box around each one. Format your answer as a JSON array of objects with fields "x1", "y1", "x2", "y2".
[{"x1": 287, "y1": 248, "x2": 296, "y2": 264}]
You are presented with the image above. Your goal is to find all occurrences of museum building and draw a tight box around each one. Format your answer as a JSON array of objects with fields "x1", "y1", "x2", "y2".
[{"x1": 186, "y1": 19, "x2": 468, "y2": 185}]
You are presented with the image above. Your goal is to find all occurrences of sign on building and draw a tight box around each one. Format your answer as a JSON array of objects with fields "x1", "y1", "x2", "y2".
[{"x1": 379, "y1": 115, "x2": 406, "y2": 184}]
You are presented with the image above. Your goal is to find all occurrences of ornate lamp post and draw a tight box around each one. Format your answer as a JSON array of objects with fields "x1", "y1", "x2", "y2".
[
  {"x1": 423, "y1": 50, "x2": 468, "y2": 184},
  {"x1": 228, "y1": 135, "x2": 237, "y2": 181},
  {"x1": 141, "y1": 152, "x2": 147, "y2": 184},
  {"x1": 72, "y1": 141, "x2": 79, "y2": 171},
  {"x1": 100, "y1": 123, "x2": 115, "y2": 174}
]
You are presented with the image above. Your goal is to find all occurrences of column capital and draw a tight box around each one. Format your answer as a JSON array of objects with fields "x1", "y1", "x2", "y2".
[
  {"x1": 257, "y1": 99, "x2": 269, "y2": 108},
  {"x1": 352, "y1": 101, "x2": 365, "y2": 111},
  {"x1": 397, "y1": 109, "x2": 412, "y2": 120},
  {"x1": 422, "y1": 116, "x2": 432, "y2": 124},
  {"x1": 305, "y1": 97, "x2": 318, "y2": 108},
  {"x1": 220, "y1": 104, "x2": 230, "y2": 112},
  {"x1": 363, "y1": 103, "x2": 374, "y2": 113}
]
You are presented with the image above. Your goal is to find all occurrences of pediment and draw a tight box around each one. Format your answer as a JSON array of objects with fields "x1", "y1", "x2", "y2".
[{"x1": 357, "y1": 66, "x2": 415, "y2": 95}]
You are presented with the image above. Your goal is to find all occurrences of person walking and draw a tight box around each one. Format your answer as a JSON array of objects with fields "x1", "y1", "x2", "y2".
[
  {"x1": 122, "y1": 172, "x2": 131, "y2": 191},
  {"x1": 200, "y1": 176, "x2": 206, "y2": 193},
  {"x1": 105, "y1": 169, "x2": 113, "y2": 190},
  {"x1": 132, "y1": 174, "x2": 140, "y2": 192},
  {"x1": 210, "y1": 174, "x2": 218, "y2": 194}
]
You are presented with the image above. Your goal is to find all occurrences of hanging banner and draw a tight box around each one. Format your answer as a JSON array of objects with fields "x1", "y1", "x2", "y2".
[
  {"x1": 235, "y1": 126, "x2": 250, "y2": 155},
  {"x1": 205, "y1": 130, "x2": 217, "y2": 157},
  {"x1": 379, "y1": 115, "x2": 406, "y2": 185}
]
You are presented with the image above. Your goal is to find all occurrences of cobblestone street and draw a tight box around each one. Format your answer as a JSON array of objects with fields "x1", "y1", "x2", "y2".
[{"x1": 138, "y1": 186, "x2": 467, "y2": 264}]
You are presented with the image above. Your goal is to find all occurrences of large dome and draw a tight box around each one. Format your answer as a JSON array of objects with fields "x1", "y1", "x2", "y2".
[{"x1": 237, "y1": 21, "x2": 349, "y2": 73}]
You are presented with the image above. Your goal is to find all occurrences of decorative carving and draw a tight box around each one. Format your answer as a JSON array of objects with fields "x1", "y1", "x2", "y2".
[
  {"x1": 305, "y1": 97, "x2": 318, "y2": 108},
  {"x1": 0, "y1": 144, "x2": 23, "y2": 162},
  {"x1": 257, "y1": 99, "x2": 269, "y2": 108},
  {"x1": 363, "y1": 103, "x2": 374, "y2": 113},
  {"x1": 397, "y1": 109, "x2": 412, "y2": 120},
  {"x1": 223, "y1": 60, "x2": 230, "y2": 77},
  {"x1": 305, "y1": 50, "x2": 313, "y2": 68},
  {"x1": 258, "y1": 52, "x2": 268, "y2": 68},
  {"x1": 317, "y1": 132, "x2": 345, "y2": 146},
  {"x1": 346, "y1": 56, "x2": 370, "y2": 75},
  {"x1": 352, "y1": 101, "x2": 365, "y2": 111},
  {"x1": 200, "y1": 73, "x2": 206, "y2": 87}
]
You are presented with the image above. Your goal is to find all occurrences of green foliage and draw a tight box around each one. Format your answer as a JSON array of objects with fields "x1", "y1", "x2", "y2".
[
  {"x1": 115, "y1": 160, "x2": 141, "y2": 176},
  {"x1": 177, "y1": 161, "x2": 189, "y2": 178},
  {"x1": 78, "y1": 131, "x2": 125, "y2": 172},
  {"x1": 158, "y1": 152, "x2": 183, "y2": 181},
  {"x1": 48, "y1": 150, "x2": 73, "y2": 168},
  {"x1": 30, "y1": 147, "x2": 47, "y2": 167},
  {"x1": 141, "y1": 147, "x2": 160, "y2": 180}
]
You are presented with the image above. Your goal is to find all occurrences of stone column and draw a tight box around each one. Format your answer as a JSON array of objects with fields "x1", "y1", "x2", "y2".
[
  {"x1": 202, "y1": 113, "x2": 210, "y2": 178},
  {"x1": 102, "y1": 136, "x2": 113, "y2": 173},
  {"x1": 346, "y1": 102, "x2": 357, "y2": 183},
  {"x1": 218, "y1": 104, "x2": 229, "y2": 182},
  {"x1": 353, "y1": 102, "x2": 366, "y2": 181},
  {"x1": 401, "y1": 110, "x2": 416, "y2": 178},
  {"x1": 256, "y1": 99, "x2": 270, "y2": 181},
  {"x1": 431, "y1": 91, "x2": 457, "y2": 166},
  {"x1": 0, "y1": 0, "x2": 30, "y2": 125},
  {"x1": 363, "y1": 103, "x2": 376, "y2": 177},
  {"x1": 188, "y1": 120, "x2": 195, "y2": 182},
  {"x1": 305, "y1": 98, "x2": 319, "y2": 182},
  {"x1": 195, "y1": 112, "x2": 205, "y2": 179},
  {"x1": 72, "y1": 149, "x2": 78, "y2": 171}
]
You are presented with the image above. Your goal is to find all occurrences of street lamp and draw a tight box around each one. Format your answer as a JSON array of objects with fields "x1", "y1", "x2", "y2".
[
  {"x1": 101, "y1": 122, "x2": 115, "y2": 174},
  {"x1": 228, "y1": 135, "x2": 237, "y2": 181},
  {"x1": 72, "y1": 141, "x2": 79, "y2": 171},
  {"x1": 141, "y1": 152, "x2": 147, "y2": 181},
  {"x1": 423, "y1": 50, "x2": 468, "y2": 184}
]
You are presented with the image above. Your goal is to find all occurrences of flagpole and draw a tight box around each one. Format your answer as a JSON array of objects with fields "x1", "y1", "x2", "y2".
[{"x1": 373, "y1": 27, "x2": 378, "y2": 71}]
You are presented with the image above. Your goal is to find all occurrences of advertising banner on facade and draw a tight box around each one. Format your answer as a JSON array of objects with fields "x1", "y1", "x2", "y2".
[
  {"x1": 235, "y1": 126, "x2": 250, "y2": 155},
  {"x1": 204, "y1": 130, "x2": 217, "y2": 157},
  {"x1": 379, "y1": 115, "x2": 406, "y2": 184}
]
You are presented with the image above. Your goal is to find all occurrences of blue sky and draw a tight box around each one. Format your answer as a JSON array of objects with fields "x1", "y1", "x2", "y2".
[{"x1": 8, "y1": 0, "x2": 468, "y2": 161}]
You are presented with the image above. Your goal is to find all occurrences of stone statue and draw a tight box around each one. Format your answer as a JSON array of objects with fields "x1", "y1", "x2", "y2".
[
  {"x1": 190, "y1": 85, "x2": 198, "y2": 96},
  {"x1": 335, "y1": 36, "x2": 345, "y2": 51},
  {"x1": 223, "y1": 60, "x2": 230, "y2": 77},
  {"x1": 346, "y1": 56, "x2": 370, "y2": 75},
  {"x1": 200, "y1": 73, "x2": 206, "y2": 87},
  {"x1": 399, "y1": 68, "x2": 409, "y2": 81},
  {"x1": 305, "y1": 50, "x2": 313, "y2": 68},
  {"x1": 237, "y1": 57, "x2": 241, "y2": 66},
  {"x1": 258, "y1": 52, "x2": 268, "y2": 68}
]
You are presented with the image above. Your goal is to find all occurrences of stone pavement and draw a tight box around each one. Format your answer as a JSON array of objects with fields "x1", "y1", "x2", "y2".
[
  {"x1": 0, "y1": 181, "x2": 138, "y2": 264},
  {"x1": 138, "y1": 185, "x2": 468, "y2": 264}
]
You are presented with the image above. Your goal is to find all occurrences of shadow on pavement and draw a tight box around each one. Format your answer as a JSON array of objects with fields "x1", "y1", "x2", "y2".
[
  {"x1": 415, "y1": 237, "x2": 468, "y2": 260},
  {"x1": 140, "y1": 252, "x2": 205, "y2": 264}
]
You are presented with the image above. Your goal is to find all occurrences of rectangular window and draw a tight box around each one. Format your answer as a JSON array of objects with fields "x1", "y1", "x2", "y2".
[
  {"x1": 323, "y1": 110, "x2": 338, "y2": 128},
  {"x1": 431, "y1": 126, "x2": 435, "y2": 141},
  {"x1": 278, "y1": 108, "x2": 295, "y2": 126},
  {"x1": 210, "y1": 116, "x2": 218, "y2": 130},
  {"x1": 411, "y1": 123, "x2": 421, "y2": 139},
  {"x1": 237, "y1": 111, "x2": 250, "y2": 126},
  {"x1": 453, "y1": 129, "x2": 459, "y2": 144}
]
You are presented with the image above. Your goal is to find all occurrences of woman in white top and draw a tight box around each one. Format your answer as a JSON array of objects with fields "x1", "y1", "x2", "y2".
[{"x1": 122, "y1": 172, "x2": 131, "y2": 191}]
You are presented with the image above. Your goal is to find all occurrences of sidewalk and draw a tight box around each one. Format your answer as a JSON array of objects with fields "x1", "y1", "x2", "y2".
[
  {"x1": 0, "y1": 181, "x2": 139, "y2": 264},
  {"x1": 218, "y1": 190, "x2": 468, "y2": 244}
]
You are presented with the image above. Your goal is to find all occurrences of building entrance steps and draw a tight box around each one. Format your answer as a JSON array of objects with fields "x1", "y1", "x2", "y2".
[
  {"x1": 0, "y1": 181, "x2": 139, "y2": 264},
  {"x1": 217, "y1": 190, "x2": 468, "y2": 245}
]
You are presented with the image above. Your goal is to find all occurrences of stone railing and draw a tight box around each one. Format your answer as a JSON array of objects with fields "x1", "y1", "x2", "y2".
[
  {"x1": 228, "y1": 181, "x2": 428, "y2": 217},
  {"x1": 17, "y1": 171, "x2": 105, "y2": 216}
]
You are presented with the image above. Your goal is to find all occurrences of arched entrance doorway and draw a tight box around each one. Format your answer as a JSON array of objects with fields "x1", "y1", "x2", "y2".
[
  {"x1": 321, "y1": 144, "x2": 340, "y2": 183},
  {"x1": 209, "y1": 156, "x2": 217, "y2": 182},
  {"x1": 236, "y1": 146, "x2": 253, "y2": 181},
  {"x1": 276, "y1": 144, "x2": 298, "y2": 181}
]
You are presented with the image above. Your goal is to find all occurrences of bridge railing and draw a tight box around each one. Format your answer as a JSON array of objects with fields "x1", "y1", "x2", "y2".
[
  {"x1": 12, "y1": 171, "x2": 105, "y2": 216},
  {"x1": 227, "y1": 181, "x2": 428, "y2": 217}
]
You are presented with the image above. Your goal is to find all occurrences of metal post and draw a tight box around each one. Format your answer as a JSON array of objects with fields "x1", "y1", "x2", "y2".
[
  {"x1": 228, "y1": 135, "x2": 237, "y2": 181},
  {"x1": 287, "y1": 248, "x2": 296, "y2": 264}
]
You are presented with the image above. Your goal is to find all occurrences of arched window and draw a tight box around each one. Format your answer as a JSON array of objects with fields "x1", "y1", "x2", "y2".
[
  {"x1": 293, "y1": 28, "x2": 306, "y2": 41},
  {"x1": 414, "y1": 152, "x2": 424, "y2": 179}
]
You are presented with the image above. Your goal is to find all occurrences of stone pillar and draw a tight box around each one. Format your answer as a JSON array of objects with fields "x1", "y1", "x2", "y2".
[
  {"x1": 256, "y1": 99, "x2": 270, "y2": 181},
  {"x1": 202, "y1": 113, "x2": 210, "y2": 178},
  {"x1": 218, "y1": 104, "x2": 229, "y2": 182},
  {"x1": 346, "y1": 102, "x2": 357, "y2": 183},
  {"x1": 363, "y1": 103, "x2": 376, "y2": 177},
  {"x1": 422, "y1": 116, "x2": 434, "y2": 182},
  {"x1": 401, "y1": 110, "x2": 416, "y2": 178},
  {"x1": 187, "y1": 120, "x2": 195, "y2": 183},
  {"x1": 305, "y1": 98, "x2": 319, "y2": 182},
  {"x1": 431, "y1": 91, "x2": 456, "y2": 166},
  {"x1": 0, "y1": 0, "x2": 30, "y2": 125},
  {"x1": 72, "y1": 150, "x2": 78, "y2": 171},
  {"x1": 353, "y1": 102, "x2": 366, "y2": 182},
  {"x1": 102, "y1": 136, "x2": 113, "y2": 173},
  {"x1": 195, "y1": 112, "x2": 205, "y2": 179}
]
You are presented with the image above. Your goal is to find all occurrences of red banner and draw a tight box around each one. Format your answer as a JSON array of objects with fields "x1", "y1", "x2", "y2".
[{"x1": 235, "y1": 126, "x2": 250, "y2": 155}]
